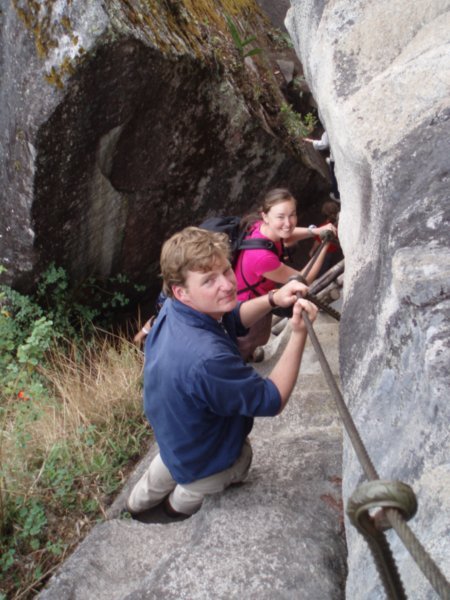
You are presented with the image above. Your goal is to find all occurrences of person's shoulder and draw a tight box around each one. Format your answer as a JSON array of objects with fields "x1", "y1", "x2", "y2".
[
  {"x1": 245, "y1": 223, "x2": 279, "y2": 250},
  {"x1": 247, "y1": 221, "x2": 264, "y2": 239}
]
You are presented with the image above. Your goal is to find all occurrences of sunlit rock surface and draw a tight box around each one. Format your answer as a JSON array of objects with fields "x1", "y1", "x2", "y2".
[{"x1": 286, "y1": 1, "x2": 450, "y2": 597}]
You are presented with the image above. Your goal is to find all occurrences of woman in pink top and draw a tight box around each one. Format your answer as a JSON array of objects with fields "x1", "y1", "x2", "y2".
[{"x1": 235, "y1": 188, "x2": 336, "y2": 360}]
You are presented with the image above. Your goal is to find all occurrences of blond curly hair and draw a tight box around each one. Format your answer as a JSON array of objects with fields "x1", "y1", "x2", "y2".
[{"x1": 161, "y1": 227, "x2": 231, "y2": 297}]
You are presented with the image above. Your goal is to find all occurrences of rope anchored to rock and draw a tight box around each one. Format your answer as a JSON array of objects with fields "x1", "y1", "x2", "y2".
[
  {"x1": 299, "y1": 305, "x2": 450, "y2": 599},
  {"x1": 280, "y1": 181, "x2": 448, "y2": 598},
  {"x1": 297, "y1": 232, "x2": 342, "y2": 321}
]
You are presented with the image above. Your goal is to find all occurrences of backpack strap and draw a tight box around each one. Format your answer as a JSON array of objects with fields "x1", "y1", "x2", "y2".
[
  {"x1": 236, "y1": 238, "x2": 285, "y2": 297},
  {"x1": 237, "y1": 266, "x2": 264, "y2": 297},
  {"x1": 238, "y1": 238, "x2": 277, "y2": 252}
]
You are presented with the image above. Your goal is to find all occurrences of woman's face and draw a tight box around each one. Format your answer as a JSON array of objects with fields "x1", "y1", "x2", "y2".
[{"x1": 262, "y1": 199, "x2": 297, "y2": 240}]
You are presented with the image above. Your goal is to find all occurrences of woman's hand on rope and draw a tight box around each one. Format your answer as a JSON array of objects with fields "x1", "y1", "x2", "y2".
[{"x1": 314, "y1": 222, "x2": 337, "y2": 239}]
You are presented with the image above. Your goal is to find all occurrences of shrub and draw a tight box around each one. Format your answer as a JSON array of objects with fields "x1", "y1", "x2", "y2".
[
  {"x1": 0, "y1": 333, "x2": 150, "y2": 598},
  {"x1": 0, "y1": 265, "x2": 150, "y2": 598},
  {"x1": 280, "y1": 102, "x2": 317, "y2": 138}
]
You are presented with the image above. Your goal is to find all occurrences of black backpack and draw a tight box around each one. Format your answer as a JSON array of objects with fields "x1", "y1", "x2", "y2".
[
  {"x1": 199, "y1": 216, "x2": 285, "y2": 296},
  {"x1": 199, "y1": 216, "x2": 279, "y2": 265}
]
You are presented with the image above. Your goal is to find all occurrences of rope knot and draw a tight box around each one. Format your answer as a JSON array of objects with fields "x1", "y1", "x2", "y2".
[{"x1": 347, "y1": 480, "x2": 418, "y2": 536}]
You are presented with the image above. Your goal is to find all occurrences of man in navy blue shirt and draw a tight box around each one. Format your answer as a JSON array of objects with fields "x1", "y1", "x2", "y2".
[{"x1": 127, "y1": 226, "x2": 317, "y2": 517}]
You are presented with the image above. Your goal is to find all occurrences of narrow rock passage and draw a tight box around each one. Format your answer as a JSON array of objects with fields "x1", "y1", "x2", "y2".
[{"x1": 39, "y1": 312, "x2": 347, "y2": 599}]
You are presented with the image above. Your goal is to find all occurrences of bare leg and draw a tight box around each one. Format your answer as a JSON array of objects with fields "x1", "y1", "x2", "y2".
[{"x1": 237, "y1": 313, "x2": 273, "y2": 361}]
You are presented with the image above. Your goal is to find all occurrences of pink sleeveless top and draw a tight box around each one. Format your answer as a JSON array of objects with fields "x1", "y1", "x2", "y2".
[{"x1": 234, "y1": 222, "x2": 283, "y2": 301}]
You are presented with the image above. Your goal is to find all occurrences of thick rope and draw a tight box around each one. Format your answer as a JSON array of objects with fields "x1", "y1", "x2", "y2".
[
  {"x1": 348, "y1": 481, "x2": 418, "y2": 599},
  {"x1": 301, "y1": 312, "x2": 450, "y2": 598},
  {"x1": 365, "y1": 534, "x2": 408, "y2": 600},
  {"x1": 309, "y1": 259, "x2": 345, "y2": 296},
  {"x1": 292, "y1": 271, "x2": 341, "y2": 320},
  {"x1": 290, "y1": 237, "x2": 342, "y2": 321},
  {"x1": 302, "y1": 315, "x2": 378, "y2": 481},
  {"x1": 305, "y1": 291, "x2": 341, "y2": 321},
  {"x1": 384, "y1": 508, "x2": 450, "y2": 599}
]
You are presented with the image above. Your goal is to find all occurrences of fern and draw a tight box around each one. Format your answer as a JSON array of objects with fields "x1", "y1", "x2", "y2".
[{"x1": 225, "y1": 15, "x2": 262, "y2": 59}]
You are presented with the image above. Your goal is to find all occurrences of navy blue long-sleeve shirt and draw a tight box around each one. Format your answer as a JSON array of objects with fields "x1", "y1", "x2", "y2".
[{"x1": 143, "y1": 298, "x2": 281, "y2": 484}]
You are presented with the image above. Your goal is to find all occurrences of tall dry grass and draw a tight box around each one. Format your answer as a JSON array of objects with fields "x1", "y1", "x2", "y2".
[
  {"x1": 0, "y1": 331, "x2": 151, "y2": 599},
  {"x1": 2, "y1": 332, "x2": 147, "y2": 493},
  {"x1": 41, "y1": 333, "x2": 145, "y2": 446}
]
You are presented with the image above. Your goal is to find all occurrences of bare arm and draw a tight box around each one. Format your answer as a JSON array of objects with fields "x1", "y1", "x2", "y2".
[
  {"x1": 304, "y1": 132, "x2": 329, "y2": 151},
  {"x1": 308, "y1": 239, "x2": 321, "y2": 257},
  {"x1": 284, "y1": 223, "x2": 337, "y2": 246},
  {"x1": 299, "y1": 241, "x2": 330, "y2": 284},
  {"x1": 262, "y1": 240, "x2": 330, "y2": 286},
  {"x1": 268, "y1": 298, "x2": 318, "y2": 412},
  {"x1": 133, "y1": 318, "x2": 153, "y2": 345},
  {"x1": 262, "y1": 263, "x2": 302, "y2": 285}
]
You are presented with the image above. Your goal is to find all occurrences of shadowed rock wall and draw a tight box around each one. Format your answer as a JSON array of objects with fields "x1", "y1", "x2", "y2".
[
  {"x1": 0, "y1": 0, "x2": 327, "y2": 296},
  {"x1": 286, "y1": 1, "x2": 450, "y2": 597},
  {"x1": 255, "y1": 0, "x2": 291, "y2": 31}
]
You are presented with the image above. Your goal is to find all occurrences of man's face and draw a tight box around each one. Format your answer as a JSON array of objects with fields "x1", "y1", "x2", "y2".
[{"x1": 173, "y1": 254, "x2": 237, "y2": 319}]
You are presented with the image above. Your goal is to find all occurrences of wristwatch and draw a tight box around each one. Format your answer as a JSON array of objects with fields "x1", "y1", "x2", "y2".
[
  {"x1": 308, "y1": 224, "x2": 316, "y2": 236},
  {"x1": 268, "y1": 289, "x2": 278, "y2": 307}
]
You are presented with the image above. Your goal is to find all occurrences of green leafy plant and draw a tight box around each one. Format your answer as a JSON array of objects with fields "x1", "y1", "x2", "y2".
[
  {"x1": 0, "y1": 263, "x2": 147, "y2": 397},
  {"x1": 0, "y1": 333, "x2": 150, "y2": 599},
  {"x1": 0, "y1": 264, "x2": 151, "y2": 598},
  {"x1": 18, "y1": 498, "x2": 47, "y2": 549},
  {"x1": 34, "y1": 264, "x2": 130, "y2": 337},
  {"x1": 17, "y1": 316, "x2": 54, "y2": 367},
  {"x1": 268, "y1": 29, "x2": 294, "y2": 49},
  {"x1": 280, "y1": 102, "x2": 317, "y2": 138},
  {"x1": 225, "y1": 15, "x2": 262, "y2": 59}
]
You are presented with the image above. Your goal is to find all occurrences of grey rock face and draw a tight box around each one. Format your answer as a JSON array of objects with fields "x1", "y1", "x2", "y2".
[
  {"x1": 0, "y1": 1, "x2": 110, "y2": 287},
  {"x1": 255, "y1": 0, "x2": 291, "y2": 31},
  {"x1": 286, "y1": 1, "x2": 450, "y2": 598},
  {"x1": 0, "y1": 1, "x2": 325, "y2": 293}
]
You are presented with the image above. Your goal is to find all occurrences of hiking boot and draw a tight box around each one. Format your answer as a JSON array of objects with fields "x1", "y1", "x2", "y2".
[
  {"x1": 251, "y1": 347, "x2": 265, "y2": 363},
  {"x1": 163, "y1": 497, "x2": 189, "y2": 518}
]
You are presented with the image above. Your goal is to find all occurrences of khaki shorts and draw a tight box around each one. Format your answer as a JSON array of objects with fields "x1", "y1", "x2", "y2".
[{"x1": 127, "y1": 438, "x2": 253, "y2": 515}]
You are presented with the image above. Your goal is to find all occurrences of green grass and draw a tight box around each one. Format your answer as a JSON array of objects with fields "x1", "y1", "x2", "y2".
[{"x1": 0, "y1": 333, "x2": 150, "y2": 599}]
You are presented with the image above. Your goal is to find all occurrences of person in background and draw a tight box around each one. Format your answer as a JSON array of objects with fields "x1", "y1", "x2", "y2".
[
  {"x1": 304, "y1": 131, "x2": 340, "y2": 201},
  {"x1": 133, "y1": 291, "x2": 167, "y2": 346},
  {"x1": 126, "y1": 226, "x2": 317, "y2": 518},
  {"x1": 133, "y1": 317, "x2": 154, "y2": 346},
  {"x1": 308, "y1": 199, "x2": 343, "y2": 277},
  {"x1": 234, "y1": 188, "x2": 336, "y2": 361}
]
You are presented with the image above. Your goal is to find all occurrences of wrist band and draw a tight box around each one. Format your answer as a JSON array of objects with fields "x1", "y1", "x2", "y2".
[
  {"x1": 268, "y1": 290, "x2": 278, "y2": 308},
  {"x1": 142, "y1": 326, "x2": 150, "y2": 334}
]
